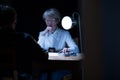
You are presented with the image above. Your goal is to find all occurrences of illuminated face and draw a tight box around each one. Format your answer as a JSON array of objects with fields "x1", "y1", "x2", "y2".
[{"x1": 45, "y1": 16, "x2": 58, "y2": 29}]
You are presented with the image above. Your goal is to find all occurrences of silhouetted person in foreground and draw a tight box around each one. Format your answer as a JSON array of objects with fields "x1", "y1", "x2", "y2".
[{"x1": 0, "y1": 4, "x2": 48, "y2": 80}]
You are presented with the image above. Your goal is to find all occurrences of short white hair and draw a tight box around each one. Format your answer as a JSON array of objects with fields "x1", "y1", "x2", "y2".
[{"x1": 43, "y1": 8, "x2": 61, "y2": 22}]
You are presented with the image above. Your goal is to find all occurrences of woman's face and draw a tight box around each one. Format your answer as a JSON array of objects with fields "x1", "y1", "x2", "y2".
[{"x1": 44, "y1": 16, "x2": 59, "y2": 30}]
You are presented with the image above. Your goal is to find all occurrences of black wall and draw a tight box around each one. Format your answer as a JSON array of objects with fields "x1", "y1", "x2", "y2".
[{"x1": 11, "y1": 0, "x2": 79, "y2": 40}]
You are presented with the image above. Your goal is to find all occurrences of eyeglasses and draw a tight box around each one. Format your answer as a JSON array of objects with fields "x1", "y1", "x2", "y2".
[{"x1": 45, "y1": 19, "x2": 56, "y2": 23}]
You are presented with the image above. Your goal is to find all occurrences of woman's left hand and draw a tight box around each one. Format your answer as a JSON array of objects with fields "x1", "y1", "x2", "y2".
[{"x1": 60, "y1": 48, "x2": 69, "y2": 53}]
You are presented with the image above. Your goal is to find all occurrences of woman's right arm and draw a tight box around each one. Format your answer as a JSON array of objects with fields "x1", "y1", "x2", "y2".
[{"x1": 37, "y1": 32, "x2": 46, "y2": 48}]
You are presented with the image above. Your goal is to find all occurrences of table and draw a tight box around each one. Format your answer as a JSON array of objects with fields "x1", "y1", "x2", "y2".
[
  {"x1": 47, "y1": 52, "x2": 83, "y2": 80},
  {"x1": 48, "y1": 52, "x2": 83, "y2": 61}
]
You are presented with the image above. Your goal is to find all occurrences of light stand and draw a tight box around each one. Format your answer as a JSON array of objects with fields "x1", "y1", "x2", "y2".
[{"x1": 61, "y1": 12, "x2": 83, "y2": 53}]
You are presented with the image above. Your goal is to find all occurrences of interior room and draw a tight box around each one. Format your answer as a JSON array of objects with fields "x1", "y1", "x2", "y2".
[{"x1": 1, "y1": 0, "x2": 120, "y2": 80}]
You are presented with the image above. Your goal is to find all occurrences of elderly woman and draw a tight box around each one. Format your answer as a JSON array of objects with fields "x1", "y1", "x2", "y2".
[
  {"x1": 37, "y1": 8, "x2": 79, "y2": 80},
  {"x1": 37, "y1": 8, "x2": 79, "y2": 54}
]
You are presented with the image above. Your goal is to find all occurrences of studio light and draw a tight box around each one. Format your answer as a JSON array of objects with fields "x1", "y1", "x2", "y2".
[
  {"x1": 61, "y1": 16, "x2": 73, "y2": 30},
  {"x1": 61, "y1": 12, "x2": 83, "y2": 53}
]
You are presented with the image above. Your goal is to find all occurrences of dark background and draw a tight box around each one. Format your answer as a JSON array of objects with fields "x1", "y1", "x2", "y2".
[
  {"x1": 5, "y1": 0, "x2": 80, "y2": 40},
  {"x1": 102, "y1": 0, "x2": 120, "y2": 79}
]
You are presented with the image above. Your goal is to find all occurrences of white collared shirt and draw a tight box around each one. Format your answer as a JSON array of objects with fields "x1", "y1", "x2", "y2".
[{"x1": 37, "y1": 28, "x2": 79, "y2": 53}]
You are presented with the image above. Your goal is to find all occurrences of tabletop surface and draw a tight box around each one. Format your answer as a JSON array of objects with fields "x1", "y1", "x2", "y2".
[{"x1": 48, "y1": 52, "x2": 83, "y2": 61}]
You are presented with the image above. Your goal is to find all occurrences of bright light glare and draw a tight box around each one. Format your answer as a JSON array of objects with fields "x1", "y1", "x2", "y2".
[{"x1": 61, "y1": 16, "x2": 72, "y2": 30}]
